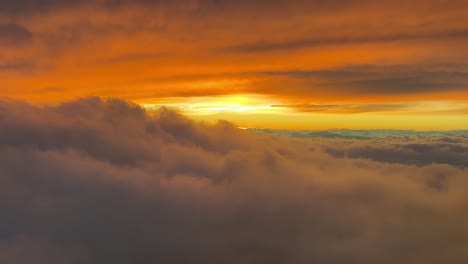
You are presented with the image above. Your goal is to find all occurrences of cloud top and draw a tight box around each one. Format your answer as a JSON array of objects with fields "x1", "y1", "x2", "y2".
[{"x1": 0, "y1": 97, "x2": 467, "y2": 263}]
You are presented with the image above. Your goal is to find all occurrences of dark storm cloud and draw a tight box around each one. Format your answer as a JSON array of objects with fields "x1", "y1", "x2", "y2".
[
  {"x1": 1, "y1": 97, "x2": 468, "y2": 263},
  {"x1": 0, "y1": 23, "x2": 32, "y2": 46}
]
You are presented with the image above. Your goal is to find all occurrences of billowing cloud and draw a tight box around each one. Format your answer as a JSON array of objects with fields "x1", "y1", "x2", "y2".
[
  {"x1": 315, "y1": 136, "x2": 468, "y2": 168},
  {"x1": 0, "y1": 97, "x2": 468, "y2": 263}
]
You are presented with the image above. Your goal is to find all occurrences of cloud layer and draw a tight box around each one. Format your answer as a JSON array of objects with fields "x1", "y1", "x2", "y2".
[
  {"x1": 0, "y1": 97, "x2": 467, "y2": 263},
  {"x1": 1, "y1": 0, "x2": 468, "y2": 103}
]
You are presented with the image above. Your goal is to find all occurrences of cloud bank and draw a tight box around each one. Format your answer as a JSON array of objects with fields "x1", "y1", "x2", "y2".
[{"x1": 0, "y1": 97, "x2": 467, "y2": 263}]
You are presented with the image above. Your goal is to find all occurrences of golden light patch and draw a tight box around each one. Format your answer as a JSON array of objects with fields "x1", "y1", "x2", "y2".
[{"x1": 140, "y1": 94, "x2": 288, "y2": 115}]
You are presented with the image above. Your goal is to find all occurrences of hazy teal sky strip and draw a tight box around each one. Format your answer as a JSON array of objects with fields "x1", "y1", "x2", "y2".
[{"x1": 249, "y1": 129, "x2": 468, "y2": 140}]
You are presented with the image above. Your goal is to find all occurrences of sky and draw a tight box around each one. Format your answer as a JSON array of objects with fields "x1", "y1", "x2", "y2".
[
  {"x1": 2, "y1": 2, "x2": 468, "y2": 262},
  {"x1": 1, "y1": 0, "x2": 468, "y2": 129}
]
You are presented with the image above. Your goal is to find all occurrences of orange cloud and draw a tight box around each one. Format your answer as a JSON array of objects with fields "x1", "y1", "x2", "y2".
[{"x1": 0, "y1": 0, "x2": 467, "y2": 128}]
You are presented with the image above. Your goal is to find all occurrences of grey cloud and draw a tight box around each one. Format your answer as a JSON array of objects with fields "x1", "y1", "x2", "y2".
[
  {"x1": 0, "y1": 23, "x2": 32, "y2": 46},
  {"x1": 341, "y1": 76, "x2": 466, "y2": 95},
  {"x1": 254, "y1": 65, "x2": 468, "y2": 96},
  {"x1": 0, "y1": 0, "x2": 361, "y2": 15},
  {"x1": 0, "y1": 0, "x2": 85, "y2": 15},
  {"x1": 1, "y1": 98, "x2": 468, "y2": 263},
  {"x1": 0, "y1": 0, "x2": 464, "y2": 15},
  {"x1": 253, "y1": 128, "x2": 468, "y2": 167},
  {"x1": 227, "y1": 28, "x2": 468, "y2": 53},
  {"x1": 323, "y1": 138, "x2": 468, "y2": 168}
]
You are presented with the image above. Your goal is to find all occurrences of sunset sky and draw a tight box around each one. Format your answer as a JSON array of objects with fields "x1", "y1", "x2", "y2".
[
  {"x1": 1, "y1": 0, "x2": 468, "y2": 129},
  {"x1": 2, "y1": 2, "x2": 468, "y2": 263}
]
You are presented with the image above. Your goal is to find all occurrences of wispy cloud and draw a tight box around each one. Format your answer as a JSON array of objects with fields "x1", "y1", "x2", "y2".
[
  {"x1": 0, "y1": 62, "x2": 34, "y2": 71},
  {"x1": 0, "y1": 23, "x2": 32, "y2": 46},
  {"x1": 226, "y1": 28, "x2": 468, "y2": 53},
  {"x1": 271, "y1": 103, "x2": 412, "y2": 114},
  {"x1": 99, "y1": 52, "x2": 165, "y2": 64},
  {"x1": 251, "y1": 64, "x2": 468, "y2": 98}
]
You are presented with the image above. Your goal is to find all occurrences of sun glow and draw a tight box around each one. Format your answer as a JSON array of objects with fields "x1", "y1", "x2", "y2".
[
  {"x1": 140, "y1": 94, "x2": 287, "y2": 115},
  {"x1": 138, "y1": 96, "x2": 468, "y2": 130}
]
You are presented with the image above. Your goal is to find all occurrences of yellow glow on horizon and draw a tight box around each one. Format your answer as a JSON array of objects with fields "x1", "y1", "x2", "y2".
[
  {"x1": 139, "y1": 94, "x2": 289, "y2": 115},
  {"x1": 190, "y1": 112, "x2": 468, "y2": 130},
  {"x1": 139, "y1": 96, "x2": 468, "y2": 130}
]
